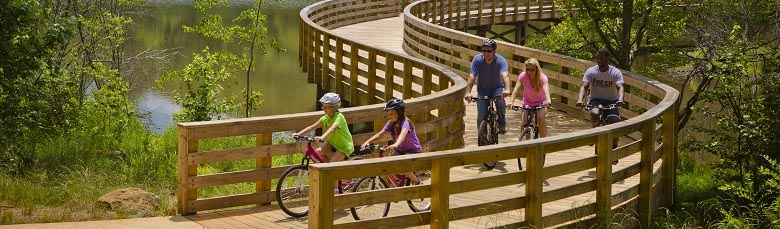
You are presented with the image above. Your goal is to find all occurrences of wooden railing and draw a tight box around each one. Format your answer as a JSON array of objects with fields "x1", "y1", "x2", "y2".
[
  {"x1": 305, "y1": 0, "x2": 680, "y2": 228},
  {"x1": 176, "y1": 0, "x2": 467, "y2": 216}
]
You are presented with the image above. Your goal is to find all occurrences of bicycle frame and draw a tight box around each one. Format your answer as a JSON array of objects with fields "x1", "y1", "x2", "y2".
[
  {"x1": 294, "y1": 136, "x2": 327, "y2": 165},
  {"x1": 364, "y1": 145, "x2": 416, "y2": 188},
  {"x1": 511, "y1": 104, "x2": 545, "y2": 134}
]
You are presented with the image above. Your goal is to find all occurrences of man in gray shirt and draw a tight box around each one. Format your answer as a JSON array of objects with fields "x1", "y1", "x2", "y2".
[{"x1": 577, "y1": 48, "x2": 625, "y2": 153}]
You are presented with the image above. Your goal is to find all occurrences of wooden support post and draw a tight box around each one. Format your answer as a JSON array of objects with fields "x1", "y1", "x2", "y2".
[
  {"x1": 367, "y1": 49, "x2": 377, "y2": 104},
  {"x1": 477, "y1": 0, "x2": 484, "y2": 28},
  {"x1": 525, "y1": 145, "x2": 544, "y2": 228},
  {"x1": 177, "y1": 127, "x2": 198, "y2": 215},
  {"x1": 385, "y1": 55, "x2": 395, "y2": 100},
  {"x1": 350, "y1": 43, "x2": 359, "y2": 104},
  {"x1": 596, "y1": 132, "x2": 613, "y2": 223},
  {"x1": 307, "y1": 25, "x2": 315, "y2": 83},
  {"x1": 403, "y1": 60, "x2": 413, "y2": 99},
  {"x1": 314, "y1": 30, "x2": 322, "y2": 85},
  {"x1": 431, "y1": 158, "x2": 451, "y2": 229},
  {"x1": 560, "y1": 67, "x2": 570, "y2": 104},
  {"x1": 662, "y1": 103, "x2": 678, "y2": 208},
  {"x1": 308, "y1": 167, "x2": 334, "y2": 229},
  {"x1": 638, "y1": 121, "x2": 655, "y2": 227},
  {"x1": 299, "y1": 18, "x2": 305, "y2": 69},
  {"x1": 335, "y1": 39, "x2": 344, "y2": 95},
  {"x1": 256, "y1": 133, "x2": 273, "y2": 206},
  {"x1": 464, "y1": 0, "x2": 471, "y2": 32},
  {"x1": 322, "y1": 33, "x2": 331, "y2": 91}
]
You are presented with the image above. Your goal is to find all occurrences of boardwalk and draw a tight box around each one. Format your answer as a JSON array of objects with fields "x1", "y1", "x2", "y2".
[{"x1": 183, "y1": 16, "x2": 658, "y2": 229}]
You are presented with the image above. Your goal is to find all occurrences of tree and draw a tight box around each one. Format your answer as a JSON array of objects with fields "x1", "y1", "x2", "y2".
[{"x1": 157, "y1": 0, "x2": 282, "y2": 121}]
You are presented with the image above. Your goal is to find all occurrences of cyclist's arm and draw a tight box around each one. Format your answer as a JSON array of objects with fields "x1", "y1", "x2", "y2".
[
  {"x1": 616, "y1": 83, "x2": 625, "y2": 105},
  {"x1": 501, "y1": 71, "x2": 511, "y2": 98},
  {"x1": 507, "y1": 78, "x2": 522, "y2": 107},
  {"x1": 295, "y1": 121, "x2": 322, "y2": 137},
  {"x1": 320, "y1": 122, "x2": 339, "y2": 141},
  {"x1": 361, "y1": 129, "x2": 388, "y2": 150},
  {"x1": 464, "y1": 73, "x2": 476, "y2": 102},
  {"x1": 387, "y1": 128, "x2": 410, "y2": 153},
  {"x1": 543, "y1": 80, "x2": 552, "y2": 106},
  {"x1": 577, "y1": 81, "x2": 590, "y2": 106}
]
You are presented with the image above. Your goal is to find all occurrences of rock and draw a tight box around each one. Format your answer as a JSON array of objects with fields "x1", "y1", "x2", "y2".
[{"x1": 97, "y1": 188, "x2": 160, "y2": 217}]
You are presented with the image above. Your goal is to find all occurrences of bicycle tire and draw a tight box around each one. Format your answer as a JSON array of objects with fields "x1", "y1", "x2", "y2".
[
  {"x1": 479, "y1": 120, "x2": 499, "y2": 169},
  {"x1": 350, "y1": 177, "x2": 390, "y2": 220},
  {"x1": 276, "y1": 165, "x2": 310, "y2": 218},
  {"x1": 405, "y1": 178, "x2": 431, "y2": 212}
]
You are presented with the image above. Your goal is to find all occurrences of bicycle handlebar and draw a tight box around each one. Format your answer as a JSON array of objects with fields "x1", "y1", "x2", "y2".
[
  {"x1": 292, "y1": 135, "x2": 319, "y2": 143},
  {"x1": 470, "y1": 96, "x2": 502, "y2": 102},
  {"x1": 508, "y1": 104, "x2": 546, "y2": 111},
  {"x1": 581, "y1": 104, "x2": 619, "y2": 110}
]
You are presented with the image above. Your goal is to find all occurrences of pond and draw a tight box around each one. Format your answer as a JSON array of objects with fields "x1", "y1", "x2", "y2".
[{"x1": 125, "y1": 1, "x2": 319, "y2": 133}]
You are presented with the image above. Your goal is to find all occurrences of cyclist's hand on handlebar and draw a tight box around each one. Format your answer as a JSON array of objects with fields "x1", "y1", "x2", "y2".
[
  {"x1": 501, "y1": 89, "x2": 510, "y2": 98},
  {"x1": 576, "y1": 101, "x2": 583, "y2": 107},
  {"x1": 314, "y1": 136, "x2": 325, "y2": 142},
  {"x1": 616, "y1": 100, "x2": 624, "y2": 107},
  {"x1": 464, "y1": 93, "x2": 472, "y2": 103},
  {"x1": 360, "y1": 143, "x2": 370, "y2": 151},
  {"x1": 385, "y1": 144, "x2": 396, "y2": 153}
]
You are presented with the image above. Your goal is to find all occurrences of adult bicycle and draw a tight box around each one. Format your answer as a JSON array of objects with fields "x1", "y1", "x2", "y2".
[
  {"x1": 275, "y1": 135, "x2": 364, "y2": 218},
  {"x1": 471, "y1": 96, "x2": 502, "y2": 169},
  {"x1": 509, "y1": 104, "x2": 547, "y2": 171},
  {"x1": 582, "y1": 103, "x2": 621, "y2": 164},
  {"x1": 349, "y1": 144, "x2": 431, "y2": 220}
]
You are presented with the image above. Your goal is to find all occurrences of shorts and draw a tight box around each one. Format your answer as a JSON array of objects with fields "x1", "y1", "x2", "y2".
[{"x1": 588, "y1": 98, "x2": 621, "y2": 120}]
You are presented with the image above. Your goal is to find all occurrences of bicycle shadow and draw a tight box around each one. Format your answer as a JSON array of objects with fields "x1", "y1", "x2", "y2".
[{"x1": 462, "y1": 162, "x2": 510, "y2": 173}]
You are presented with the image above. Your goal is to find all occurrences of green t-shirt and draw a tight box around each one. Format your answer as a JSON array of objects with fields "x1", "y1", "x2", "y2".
[{"x1": 319, "y1": 112, "x2": 354, "y2": 156}]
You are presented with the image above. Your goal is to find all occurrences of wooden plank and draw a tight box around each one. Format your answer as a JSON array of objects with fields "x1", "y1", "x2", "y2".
[{"x1": 431, "y1": 158, "x2": 451, "y2": 229}]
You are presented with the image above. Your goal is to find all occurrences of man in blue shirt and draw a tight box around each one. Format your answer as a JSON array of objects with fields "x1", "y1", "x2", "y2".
[{"x1": 464, "y1": 38, "x2": 511, "y2": 134}]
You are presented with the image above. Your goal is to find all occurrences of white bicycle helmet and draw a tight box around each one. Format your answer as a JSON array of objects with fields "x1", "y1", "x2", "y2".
[{"x1": 319, "y1": 92, "x2": 341, "y2": 106}]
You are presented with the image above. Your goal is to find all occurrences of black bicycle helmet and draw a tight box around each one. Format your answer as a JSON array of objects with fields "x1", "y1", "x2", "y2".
[
  {"x1": 481, "y1": 38, "x2": 497, "y2": 49},
  {"x1": 384, "y1": 98, "x2": 405, "y2": 111}
]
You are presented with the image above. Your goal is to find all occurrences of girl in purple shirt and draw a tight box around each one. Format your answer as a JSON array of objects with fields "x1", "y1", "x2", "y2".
[
  {"x1": 360, "y1": 98, "x2": 422, "y2": 184},
  {"x1": 507, "y1": 58, "x2": 552, "y2": 138}
]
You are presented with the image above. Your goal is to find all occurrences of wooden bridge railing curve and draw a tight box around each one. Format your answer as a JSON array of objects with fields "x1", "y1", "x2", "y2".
[
  {"x1": 306, "y1": 0, "x2": 681, "y2": 229},
  {"x1": 175, "y1": 0, "x2": 467, "y2": 217}
]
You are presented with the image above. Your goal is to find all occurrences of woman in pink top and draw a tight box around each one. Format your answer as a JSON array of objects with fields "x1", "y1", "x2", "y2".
[{"x1": 507, "y1": 58, "x2": 552, "y2": 138}]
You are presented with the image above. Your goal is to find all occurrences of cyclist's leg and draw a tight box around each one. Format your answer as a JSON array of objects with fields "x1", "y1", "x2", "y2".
[
  {"x1": 587, "y1": 100, "x2": 601, "y2": 127},
  {"x1": 537, "y1": 108, "x2": 548, "y2": 138},
  {"x1": 393, "y1": 150, "x2": 421, "y2": 184},
  {"x1": 495, "y1": 98, "x2": 507, "y2": 133},
  {"x1": 605, "y1": 105, "x2": 622, "y2": 148},
  {"x1": 476, "y1": 98, "x2": 488, "y2": 127},
  {"x1": 316, "y1": 143, "x2": 333, "y2": 162},
  {"x1": 520, "y1": 110, "x2": 529, "y2": 139}
]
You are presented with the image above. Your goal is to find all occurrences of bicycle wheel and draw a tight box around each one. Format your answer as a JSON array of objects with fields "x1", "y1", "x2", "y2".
[
  {"x1": 405, "y1": 178, "x2": 431, "y2": 212},
  {"x1": 350, "y1": 177, "x2": 390, "y2": 220},
  {"x1": 479, "y1": 120, "x2": 498, "y2": 169},
  {"x1": 516, "y1": 128, "x2": 537, "y2": 171},
  {"x1": 276, "y1": 165, "x2": 310, "y2": 218}
]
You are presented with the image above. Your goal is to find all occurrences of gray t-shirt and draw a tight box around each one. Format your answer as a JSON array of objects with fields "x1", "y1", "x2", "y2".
[{"x1": 583, "y1": 65, "x2": 624, "y2": 101}]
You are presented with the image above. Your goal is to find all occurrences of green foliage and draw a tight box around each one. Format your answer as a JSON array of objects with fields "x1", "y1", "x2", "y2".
[
  {"x1": 156, "y1": 48, "x2": 244, "y2": 122},
  {"x1": 160, "y1": 0, "x2": 283, "y2": 121}
]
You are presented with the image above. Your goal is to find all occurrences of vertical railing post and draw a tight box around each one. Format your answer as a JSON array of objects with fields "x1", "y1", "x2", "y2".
[
  {"x1": 335, "y1": 39, "x2": 344, "y2": 95},
  {"x1": 367, "y1": 49, "x2": 377, "y2": 104},
  {"x1": 403, "y1": 60, "x2": 413, "y2": 99},
  {"x1": 257, "y1": 133, "x2": 273, "y2": 206},
  {"x1": 638, "y1": 121, "x2": 655, "y2": 227},
  {"x1": 431, "y1": 158, "x2": 451, "y2": 228},
  {"x1": 596, "y1": 132, "x2": 614, "y2": 223},
  {"x1": 385, "y1": 55, "x2": 395, "y2": 100},
  {"x1": 308, "y1": 166, "x2": 334, "y2": 229},
  {"x1": 350, "y1": 42, "x2": 359, "y2": 104},
  {"x1": 662, "y1": 103, "x2": 678, "y2": 207},
  {"x1": 525, "y1": 145, "x2": 544, "y2": 227},
  {"x1": 322, "y1": 33, "x2": 331, "y2": 91},
  {"x1": 177, "y1": 126, "x2": 198, "y2": 215},
  {"x1": 313, "y1": 30, "x2": 322, "y2": 84}
]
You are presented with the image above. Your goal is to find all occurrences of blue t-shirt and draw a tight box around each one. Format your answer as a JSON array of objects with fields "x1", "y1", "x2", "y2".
[
  {"x1": 470, "y1": 53, "x2": 509, "y2": 96},
  {"x1": 383, "y1": 119, "x2": 421, "y2": 153}
]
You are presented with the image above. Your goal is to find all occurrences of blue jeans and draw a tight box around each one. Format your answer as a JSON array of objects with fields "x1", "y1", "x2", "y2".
[{"x1": 476, "y1": 91, "x2": 506, "y2": 128}]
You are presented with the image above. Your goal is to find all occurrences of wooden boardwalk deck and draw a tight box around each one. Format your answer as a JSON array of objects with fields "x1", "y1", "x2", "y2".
[{"x1": 183, "y1": 16, "x2": 659, "y2": 229}]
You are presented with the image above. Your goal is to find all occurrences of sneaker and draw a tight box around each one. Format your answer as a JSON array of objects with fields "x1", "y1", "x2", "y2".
[{"x1": 498, "y1": 125, "x2": 507, "y2": 134}]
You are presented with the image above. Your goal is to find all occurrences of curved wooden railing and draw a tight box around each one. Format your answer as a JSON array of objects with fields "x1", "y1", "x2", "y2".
[
  {"x1": 177, "y1": 0, "x2": 680, "y2": 228},
  {"x1": 176, "y1": 0, "x2": 467, "y2": 216},
  {"x1": 305, "y1": 0, "x2": 680, "y2": 229}
]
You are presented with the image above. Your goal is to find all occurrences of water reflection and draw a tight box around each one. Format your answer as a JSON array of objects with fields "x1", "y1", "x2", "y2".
[{"x1": 126, "y1": 2, "x2": 318, "y2": 133}]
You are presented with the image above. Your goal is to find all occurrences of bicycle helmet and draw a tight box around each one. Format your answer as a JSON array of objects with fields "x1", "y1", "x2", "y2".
[
  {"x1": 319, "y1": 92, "x2": 341, "y2": 106},
  {"x1": 384, "y1": 98, "x2": 405, "y2": 111},
  {"x1": 481, "y1": 38, "x2": 497, "y2": 49}
]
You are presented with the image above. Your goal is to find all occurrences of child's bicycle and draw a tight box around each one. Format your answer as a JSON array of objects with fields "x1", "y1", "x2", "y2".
[
  {"x1": 471, "y1": 96, "x2": 502, "y2": 169},
  {"x1": 349, "y1": 144, "x2": 431, "y2": 220},
  {"x1": 509, "y1": 104, "x2": 547, "y2": 171},
  {"x1": 275, "y1": 135, "x2": 365, "y2": 218}
]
